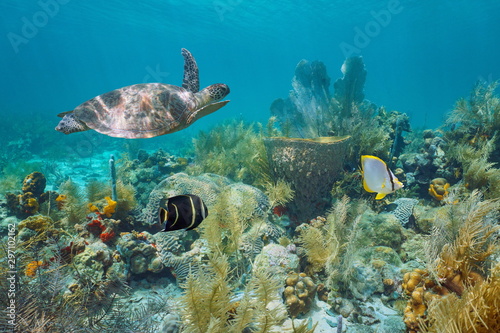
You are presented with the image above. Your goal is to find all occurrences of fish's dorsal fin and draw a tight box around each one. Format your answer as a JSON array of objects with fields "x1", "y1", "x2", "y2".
[{"x1": 57, "y1": 110, "x2": 73, "y2": 118}]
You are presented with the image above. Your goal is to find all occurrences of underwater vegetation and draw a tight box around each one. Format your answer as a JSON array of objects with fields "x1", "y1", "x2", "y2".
[
  {"x1": 2, "y1": 54, "x2": 500, "y2": 333},
  {"x1": 402, "y1": 191, "x2": 500, "y2": 332},
  {"x1": 444, "y1": 81, "x2": 500, "y2": 160},
  {"x1": 189, "y1": 119, "x2": 274, "y2": 187},
  {"x1": 439, "y1": 81, "x2": 500, "y2": 199}
]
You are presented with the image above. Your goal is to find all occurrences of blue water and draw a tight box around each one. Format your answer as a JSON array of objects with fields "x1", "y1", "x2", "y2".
[{"x1": 1, "y1": 0, "x2": 499, "y2": 145}]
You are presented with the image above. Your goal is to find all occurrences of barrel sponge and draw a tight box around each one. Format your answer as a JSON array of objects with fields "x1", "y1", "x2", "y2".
[{"x1": 264, "y1": 136, "x2": 351, "y2": 221}]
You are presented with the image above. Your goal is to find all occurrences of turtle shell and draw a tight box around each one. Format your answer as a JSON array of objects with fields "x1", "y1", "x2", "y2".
[{"x1": 74, "y1": 83, "x2": 195, "y2": 138}]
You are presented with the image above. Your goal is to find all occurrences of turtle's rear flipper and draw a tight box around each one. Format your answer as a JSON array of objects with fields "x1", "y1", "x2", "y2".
[{"x1": 187, "y1": 100, "x2": 230, "y2": 125}]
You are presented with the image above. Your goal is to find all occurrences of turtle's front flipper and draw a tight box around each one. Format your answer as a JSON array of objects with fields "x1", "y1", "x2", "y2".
[
  {"x1": 181, "y1": 48, "x2": 199, "y2": 93},
  {"x1": 187, "y1": 100, "x2": 230, "y2": 125}
]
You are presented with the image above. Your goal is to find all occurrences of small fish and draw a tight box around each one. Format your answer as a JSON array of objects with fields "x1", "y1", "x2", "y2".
[
  {"x1": 159, "y1": 194, "x2": 208, "y2": 232},
  {"x1": 361, "y1": 155, "x2": 403, "y2": 200}
]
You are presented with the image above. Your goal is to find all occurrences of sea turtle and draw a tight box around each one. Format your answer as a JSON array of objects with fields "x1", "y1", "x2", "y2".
[{"x1": 55, "y1": 48, "x2": 230, "y2": 138}]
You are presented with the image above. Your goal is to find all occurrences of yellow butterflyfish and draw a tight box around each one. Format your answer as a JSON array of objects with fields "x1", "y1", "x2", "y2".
[{"x1": 361, "y1": 155, "x2": 403, "y2": 199}]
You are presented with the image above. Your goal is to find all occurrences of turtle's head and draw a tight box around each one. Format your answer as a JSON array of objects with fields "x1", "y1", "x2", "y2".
[
  {"x1": 205, "y1": 83, "x2": 230, "y2": 102},
  {"x1": 55, "y1": 112, "x2": 89, "y2": 134},
  {"x1": 188, "y1": 84, "x2": 230, "y2": 126}
]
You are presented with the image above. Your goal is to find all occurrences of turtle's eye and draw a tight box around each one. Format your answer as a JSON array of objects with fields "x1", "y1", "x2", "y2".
[{"x1": 209, "y1": 84, "x2": 230, "y2": 100}]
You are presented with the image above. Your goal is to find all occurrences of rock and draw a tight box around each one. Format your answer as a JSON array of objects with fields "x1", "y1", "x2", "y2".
[
  {"x1": 348, "y1": 246, "x2": 402, "y2": 301},
  {"x1": 159, "y1": 313, "x2": 181, "y2": 333},
  {"x1": 253, "y1": 244, "x2": 299, "y2": 283},
  {"x1": 378, "y1": 316, "x2": 406, "y2": 333}
]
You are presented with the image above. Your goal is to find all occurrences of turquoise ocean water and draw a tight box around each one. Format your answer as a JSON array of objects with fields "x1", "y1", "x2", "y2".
[
  {"x1": 0, "y1": 0, "x2": 499, "y2": 148},
  {"x1": 2, "y1": 2, "x2": 500, "y2": 332}
]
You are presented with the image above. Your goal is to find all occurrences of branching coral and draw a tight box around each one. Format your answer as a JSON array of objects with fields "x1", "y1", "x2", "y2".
[
  {"x1": 420, "y1": 261, "x2": 500, "y2": 333},
  {"x1": 445, "y1": 81, "x2": 500, "y2": 144},
  {"x1": 179, "y1": 252, "x2": 287, "y2": 333},
  {"x1": 297, "y1": 196, "x2": 366, "y2": 292},
  {"x1": 446, "y1": 137, "x2": 500, "y2": 199},
  {"x1": 58, "y1": 179, "x2": 87, "y2": 226},
  {"x1": 405, "y1": 190, "x2": 500, "y2": 332},
  {"x1": 264, "y1": 179, "x2": 295, "y2": 209}
]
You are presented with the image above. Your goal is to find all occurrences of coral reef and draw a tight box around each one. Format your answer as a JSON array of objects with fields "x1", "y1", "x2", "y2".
[
  {"x1": 384, "y1": 198, "x2": 419, "y2": 228},
  {"x1": 116, "y1": 231, "x2": 162, "y2": 276},
  {"x1": 3, "y1": 62, "x2": 500, "y2": 333},
  {"x1": 428, "y1": 178, "x2": 450, "y2": 201},
  {"x1": 421, "y1": 261, "x2": 500, "y2": 333},
  {"x1": 399, "y1": 130, "x2": 451, "y2": 196},
  {"x1": 283, "y1": 271, "x2": 317, "y2": 317},
  {"x1": 17, "y1": 214, "x2": 57, "y2": 244},
  {"x1": 4, "y1": 171, "x2": 57, "y2": 218},
  {"x1": 118, "y1": 148, "x2": 190, "y2": 204},
  {"x1": 140, "y1": 173, "x2": 269, "y2": 226},
  {"x1": 253, "y1": 243, "x2": 300, "y2": 282},
  {"x1": 400, "y1": 191, "x2": 500, "y2": 332},
  {"x1": 270, "y1": 56, "x2": 397, "y2": 166},
  {"x1": 264, "y1": 136, "x2": 351, "y2": 222},
  {"x1": 444, "y1": 81, "x2": 500, "y2": 162}
]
